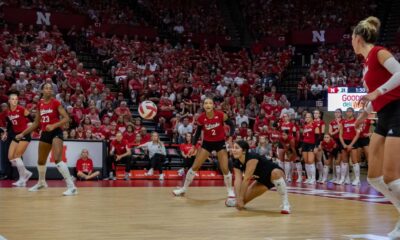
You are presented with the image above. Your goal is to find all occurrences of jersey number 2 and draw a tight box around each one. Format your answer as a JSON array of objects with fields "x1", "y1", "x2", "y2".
[{"x1": 211, "y1": 129, "x2": 216, "y2": 136}]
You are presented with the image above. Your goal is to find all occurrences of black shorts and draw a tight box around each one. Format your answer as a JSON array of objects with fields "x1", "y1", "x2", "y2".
[
  {"x1": 301, "y1": 142, "x2": 315, "y2": 152},
  {"x1": 12, "y1": 133, "x2": 31, "y2": 143},
  {"x1": 40, "y1": 128, "x2": 63, "y2": 144},
  {"x1": 323, "y1": 148, "x2": 339, "y2": 159},
  {"x1": 342, "y1": 139, "x2": 358, "y2": 149},
  {"x1": 375, "y1": 100, "x2": 400, "y2": 137},
  {"x1": 201, "y1": 140, "x2": 226, "y2": 153},
  {"x1": 357, "y1": 137, "x2": 370, "y2": 148},
  {"x1": 257, "y1": 162, "x2": 283, "y2": 189}
]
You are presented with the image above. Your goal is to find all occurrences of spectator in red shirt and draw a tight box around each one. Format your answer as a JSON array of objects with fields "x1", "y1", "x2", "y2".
[
  {"x1": 76, "y1": 149, "x2": 100, "y2": 180},
  {"x1": 177, "y1": 133, "x2": 197, "y2": 176},
  {"x1": 106, "y1": 132, "x2": 132, "y2": 180}
]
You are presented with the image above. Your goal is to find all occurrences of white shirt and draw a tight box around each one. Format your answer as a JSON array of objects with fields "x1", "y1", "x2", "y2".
[
  {"x1": 311, "y1": 84, "x2": 323, "y2": 94},
  {"x1": 178, "y1": 124, "x2": 193, "y2": 136},
  {"x1": 280, "y1": 108, "x2": 296, "y2": 118},
  {"x1": 235, "y1": 114, "x2": 249, "y2": 127},
  {"x1": 216, "y1": 84, "x2": 228, "y2": 96},
  {"x1": 234, "y1": 76, "x2": 245, "y2": 86}
]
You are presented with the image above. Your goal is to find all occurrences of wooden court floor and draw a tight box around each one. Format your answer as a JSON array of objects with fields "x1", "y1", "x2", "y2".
[{"x1": 0, "y1": 187, "x2": 398, "y2": 240}]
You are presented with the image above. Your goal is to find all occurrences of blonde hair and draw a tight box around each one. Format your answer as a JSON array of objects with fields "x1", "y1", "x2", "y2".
[{"x1": 353, "y1": 16, "x2": 381, "y2": 44}]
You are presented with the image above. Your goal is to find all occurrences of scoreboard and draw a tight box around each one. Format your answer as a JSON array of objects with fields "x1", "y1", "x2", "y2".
[{"x1": 327, "y1": 87, "x2": 366, "y2": 111}]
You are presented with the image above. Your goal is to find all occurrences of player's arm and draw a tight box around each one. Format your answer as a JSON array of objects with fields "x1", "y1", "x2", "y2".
[
  {"x1": 328, "y1": 124, "x2": 337, "y2": 136},
  {"x1": 314, "y1": 125, "x2": 321, "y2": 145},
  {"x1": 117, "y1": 145, "x2": 132, "y2": 160},
  {"x1": 237, "y1": 159, "x2": 258, "y2": 209},
  {"x1": 46, "y1": 105, "x2": 70, "y2": 131},
  {"x1": 191, "y1": 125, "x2": 203, "y2": 145},
  {"x1": 290, "y1": 139, "x2": 297, "y2": 157},
  {"x1": 16, "y1": 109, "x2": 40, "y2": 139},
  {"x1": 339, "y1": 124, "x2": 345, "y2": 147},
  {"x1": 223, "y1": 113, "x2": 235, "y2": 137},
  {"x1": 23, "y1": 108, "x2": 34, "y2": 122},
  {"x1": 233, "y1": 167, "x2": 243, "y2": 201},
  {"x1": 348, "y1": 129, "x2": 360, "y2": 149}
]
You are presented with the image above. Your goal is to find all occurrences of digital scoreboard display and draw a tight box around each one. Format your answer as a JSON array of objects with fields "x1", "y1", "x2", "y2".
[{"x1": 327, "y1": 87, "x2": 366, "y2": 111}]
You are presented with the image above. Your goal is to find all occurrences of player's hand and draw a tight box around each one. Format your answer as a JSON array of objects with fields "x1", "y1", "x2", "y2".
[
  {"x1": 236, "y1": 198, "x2": 245, "y2": 210},
  {"x1": 1, "y1": 133, "x2": 7, "y2": 141},
  {"x1": 116, "y1": 155, "x2": 121, "y2": 161},
  {"x1": 346, "y1": 145, "x2": 353, "y2": 152},
  {"x1": 359, "y1": 90, "x2": 381, "y2": 104},
  {"x1": 15, "y1": 133, "x2": 24, "y2": 140},
  {"x1": 45, "y1": 124, "x2": 55, "y2": 132}
]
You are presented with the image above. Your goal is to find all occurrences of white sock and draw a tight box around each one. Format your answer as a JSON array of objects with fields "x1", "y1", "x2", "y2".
[
  {"x1": 310, "y1": 164, "x2": 316, "y2": 181},
  {"x1": 183, "y1": 168, "x2": 196, "y2": 190},
  {"x1": 340, "y1": 162, "x2": 348, "y2": 181},
  {"x1": 273, "y1": 177, "x2": 289, "y2": 204},
  {"x1": 284, "y1": 162, "x2": 291, "y2": 179},
  {"x1": 316, "y1": 161, "x2": 323, "y2": 179},
  {"x1": 305, "y1": 164, "x2": 312, "y2": 179},
  {"x1": 296, "y1": 162, "x2": 302, "y2": 179},
  {"x1": 37, "y1": 165, "x2": 47, "y2": 183},
  {"x1": 335, "y1": 165, "x2": 341, "y2": 180},
  {"x1": 368, "y1": 177, "x2": 400, "y2": 213},
  {"x1": 13, "y1": 158, "x2": 27, "y2": 179},
  {"x1": 353, "y1": 163, "x2": 360, "y2": 180},
  {"x1": 224, "y1": 172, "x2": 235, "y2": 197},
  {"x1": 323, "y1": 166, "x2": 329, "y2": 181},
  {"x1": 56, "y1": 161, "x2": 75, "y2": 188}
]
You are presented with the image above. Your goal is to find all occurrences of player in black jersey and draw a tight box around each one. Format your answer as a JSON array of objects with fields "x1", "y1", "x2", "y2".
[{"x1": 227, "y1": 140, "x2": 291, "y2": 214}]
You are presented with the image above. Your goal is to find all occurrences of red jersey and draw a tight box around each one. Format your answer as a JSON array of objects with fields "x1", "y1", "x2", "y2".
[
  {"x1": 329, "y1": 119, "x2": 342, "y2": 139},
  {"x1": 341, "y1": 118, "x2": 357, "y2": 140},
  {"x1": 280, "y1": 122, "x2": 296, "y2": 135},
  {"x1": 110, "y1": 139, "x2": 128, "y2": 155},
  {"x1": 123, "y1": 132, "x2": 136, "y2": 147},
  {"x1": 302, "y1": 123, "x2": 317, "y2": 144},
  {"x1": 279, "y1": 135, "x2": 294, "y2": 149},
  {"x1": 269, "y1": 130, "x2": 281, "y2": 144},
  {"x1": 38, "y1": 98, "x2": 61, "y2": 131},
  {"x1": 364, "y1": 46, "x2": 400, "y2": 112},
  {"x1": 180, "y1": 143, "x2": 194, "y2": 155},
  {"x1": 321, "y1": 139, "x2": 337, "y2": 152},
  {"x1": 7, "y1": 105, "x2": 29, "y2": 133},
  {"x1": 197, "y1": 110, "x2": 226, "y2": 142},
  {"x1": 313, "y1": 119, "x2": 325, "y2": 134},
  {"x1": 76, "y1": 158, "x2": 94, "y2": 173},
  {"x1": 361, "y1": 119, "x2": 372, "y2": 138}
]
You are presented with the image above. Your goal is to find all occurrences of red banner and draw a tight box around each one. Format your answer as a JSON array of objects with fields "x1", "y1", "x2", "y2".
[{"x1": 290, "y1": 28, "x2": 347, "y2": 45}]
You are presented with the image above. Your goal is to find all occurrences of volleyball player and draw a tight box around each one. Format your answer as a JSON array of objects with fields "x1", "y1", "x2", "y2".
[
  {"x1": 353, "y1": 16, "x2": 400, "y2": 238},
  {"x1": 318, "y1": 134, "x2": 339, "y2": 183},
  {"x1": 357, "y1": 109, "x2": 372, "y2": 167},
  {"x1": 4, "y1": 94, "x2": 32, "y2": 187},
  {"x1": 228, "y1": 140, "x2": 290, "y2": 214},
  {"x1": 328, "y1": 108, "x2": 343, "y2": 182},
  {"x1": 339, "y1": 107, "x2": 360, "y2": 185},
  {"x1": 278, "y1": 130, "x2": 297, "y2": 182},
  {"x1": 172, "y1": 98, "x2": 236, "y2": 203},
  {"x1": 301, "y1": 112, "x2": 320, "y2": 184},
  {"x1": 313, "y1": 109, "x2": 325, "y2": 183},
  {"x1": 16, "y1": 83, "x2": 77, "y2": 196}
]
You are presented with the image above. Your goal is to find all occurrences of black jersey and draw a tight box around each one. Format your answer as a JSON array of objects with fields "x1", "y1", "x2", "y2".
[{"x1": 233, "y1": 152, "x2": 282, "y2": 189}]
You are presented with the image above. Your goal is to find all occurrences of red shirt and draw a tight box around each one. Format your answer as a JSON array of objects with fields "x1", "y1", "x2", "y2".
[
  {"x1": 280, "y1": 122, "x2": 296, "y2": 135},
  {"x1": 38, "y1": 98, "x2": 61, "y2": 131},
  {"x1": 329, "y1": 119, "x2": 342, "y2": 139},
  {"x1": 303, "y1": 123, "x2": 317, "y2": 144},
  {"x1": 110, "y1": 139, "x2": 129, "y2": 155},
  {"x1": 269, "y1": 130, "x2": 281, "y2": 144},
  {"x1": 321, "y1": 139, "x2": 337, "y2": 152},
  {"x1": 123, "y1": 132, "x2": 136, "y2": 147},
  {"x1": 180, "y1": 143, "x2": 194, "y2": 155},
  {"x1": 364, "y1": 46, "x2": 400, "y2": 112},
  {"x1": 197, "y1": 110, "x2": 226, "y2": 142},
  {"x1": 313, "y1": 119, "x2": 325, "y2": 135},
  {"x1": 7, "y1": 106, "x2": 29, "y2": 133},
  {"x1": 361, "y1": 119, "x2": 372, "y2": 138},
  {"x1": 341, "y1": 118, "x2": 357, "y2": 140},
  {"x1": 279, "y1": 135, "x2": 294, "y2": 149},
  {"x1": 76, "y1": 158, "x2": 94, "y2": 173}
]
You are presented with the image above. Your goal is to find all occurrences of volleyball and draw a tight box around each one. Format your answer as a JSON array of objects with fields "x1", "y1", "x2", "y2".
[{"x1": 138, "y1": 100, "x2": 158, "y2": 119}]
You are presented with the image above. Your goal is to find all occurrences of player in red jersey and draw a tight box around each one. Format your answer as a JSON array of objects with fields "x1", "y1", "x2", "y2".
[
  {"x1": 328, "y1": 108, "x2": 343, "y2": 183},
  {"x1": 353, "y1": 17, "x2": 400, "y2": 238},
  {"x1": 173, "y1": 98, "x2": 236, "y2": 204},
  {"x1": 16, "y1": 83, "x2": 77, "y2": 196},
  {"x1": 313, "y1": 109, "x2": 326, "y2": 183},
  {"x1": 318, "y1": 134, "x2": 339, "y2": 184},
  {"x1": 277, "y1": 130, "x2": 297, "y2": 182},
  {"x1": 339, "y1": 108, "x2": 360, "y2": 185},
  {"x1": 2, "y1": 94, "x2": 32, "y2": 187},
  {"x1": 301, "y1": 112, "x2": 320, "y2": 184},
  {"x1": 357, "y1": 109, "x2": 372, "y2": 168}
]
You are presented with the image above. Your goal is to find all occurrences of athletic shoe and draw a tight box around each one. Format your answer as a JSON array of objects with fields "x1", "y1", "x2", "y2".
[
  {"x1": 345, "y1": 176, "x2": 351, "y2": 185},
  {"x1": 12, "y1": 180, "x2": 26, "y2": 187},
  {"x1": 303, "y1": 178, "x2": 311, "y2": 184},
  {"x1": 296, "y1": 177, "x2": 303, "y2": 183},
  {"x1": 63, "y1": 187, "x2": 78, "y2": 196},
  {"x1": 21, "y1": 170, "x2": 32, "y2": 184},
  {"x1": 351, "y1": 179, "x2": 361, "y2": 186},
  {"x1": 105, "y1": 172, "x2": 116, "y2": 180},
  {"x1": 172, "y1": 187, "x2": 186, "y2": 196},
  {"x1": 145, "y1": 168, "x2": 154, "y2": 176},
  {"x1": 308, "y1": 179, "x2": 316, "y2": 185},
  {"x1": 177, "y1": 168, "x2": 185, "y2": 177},
  {"x1": 388, "y1": 218, "x2": 400, "y2": 239},
  {"x1": 281, "y1": 201, "x2": 291, "y2": 214},
  {"x1": 225, "y1": 196, "x2": 236, "y2": 207},
  {"x1": 124, "y1": 173, "x2": 130, "y2": 181},
  {"x1": 28, "y1": 182, "x2": 48, "y2": 192},
  {"x1": 159, "y1": 173, "x2": 164, "y2": 181}
]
